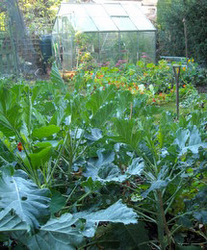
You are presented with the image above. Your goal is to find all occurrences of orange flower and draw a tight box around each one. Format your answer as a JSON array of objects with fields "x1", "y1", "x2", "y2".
[
  {"x1": 152, "y1": 98, "x2": 156, "y2": 103},
  {"x1": 17, "y1": 142, "x2": 23, "y2": 152},
  {"x1": 183, "y1": 84, "x2": 186, "y2": 88},
  {"x1": 159, "y1": 93, "x2": 163, "y2": 96}
]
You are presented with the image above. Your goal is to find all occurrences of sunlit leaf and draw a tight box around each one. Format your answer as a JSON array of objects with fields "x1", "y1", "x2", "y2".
[
  {"x1": 32, "y1": 125, "x2": 60, "y2": 139},
  {"x1": 0, "y1": 170, "x2": 50, "y2": 230},
  {"x1": 74, "y1": 200, "x2": 138, "y2": 237}
]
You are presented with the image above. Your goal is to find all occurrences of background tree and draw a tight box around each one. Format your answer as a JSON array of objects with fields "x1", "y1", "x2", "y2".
[
  {"x1": 18, "y1": 0, "x2": 61, "y2": 34},
  {"x1": 157, "y1": 0, "x2": 207, "y2": 65}
]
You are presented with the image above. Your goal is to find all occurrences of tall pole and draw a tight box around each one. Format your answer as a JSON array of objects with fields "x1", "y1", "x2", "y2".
[
  {"x1": 173, "y1": 65, "x2": 181, "y2": 121},
  {"x1": 183, "y1": 18, "x2": 188, "y2": 64}
]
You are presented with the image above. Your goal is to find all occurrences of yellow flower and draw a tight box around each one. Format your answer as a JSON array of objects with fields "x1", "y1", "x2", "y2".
[
  {"x1": 182, "y1": 67, "x2": 186, "y2": 71},
  {"x1": 188, "y1": 59, "x2": 191, "y2": 63}
]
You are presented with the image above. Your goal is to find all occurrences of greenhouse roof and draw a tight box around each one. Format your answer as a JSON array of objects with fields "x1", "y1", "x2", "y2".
[{"x1": 56, "y1": 1, "x2": 156, "y2": 32}]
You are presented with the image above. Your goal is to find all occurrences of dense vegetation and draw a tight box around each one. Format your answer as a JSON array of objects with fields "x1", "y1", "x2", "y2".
[
  {"x1": 0, "y1": 1, "x2": 207, "y2": 249},
  {"x1": 157, "y1": 0, "x2": 207, "y2": 65},
  {"x1": 0, "y1": 60, "x2": 206, "y2": 249},
  {"x1": 18, "y1": 0, "x2": 61, "y2": 33}
]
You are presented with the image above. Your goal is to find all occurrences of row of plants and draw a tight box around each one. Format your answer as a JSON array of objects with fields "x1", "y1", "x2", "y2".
[
  {"x1": 74, "y1": 58, "x2": 206, "y2": 91},
  {"x1": 71, "y1": 59, "x2": 207, "y2": 109},
  {"x1": 0, "y1": 62, "x2": 206, "y2": 249}
]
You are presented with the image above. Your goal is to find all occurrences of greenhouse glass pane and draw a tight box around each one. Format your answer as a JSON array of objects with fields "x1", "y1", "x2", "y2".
[
  {"x1": 122, "y1": 3, "x2": 156, "y2": 31},
  {"x1": 58, "y1": 5, "x2": 98, "y2": 32},
  {"x1": 99, "y1": 32, "x2": 120, "y2": 64},
  {"x1": 71, "y1": 6, "x2": 97, "y2": 32},
  {"x1": 52, "y1": 20, "x2": 58, "y2": 34},
  {"x1": 120, "y1": 32, "x2": 139, "y2": 63},
  {"x1": 112, "y1": 17, "x2": 137, "y2": 31},
  {"x1": 84, "y1": 5, "x2": 118, "y2": 31},
  {"x1": 103, "y1": 3, "x2": 127, "y2": 16},
  {"x1": 138, "y1": 32, "x2": 156, "y2": 62},
  {"x1": 92, "y1": 17, "x2": 118, "y2": 31},
  {"x1": 84, "y1": 5, "x2": 108, "y2": 17},
  {"x1": 73, "y1": 16, "x2": 98, "y2": 32}
]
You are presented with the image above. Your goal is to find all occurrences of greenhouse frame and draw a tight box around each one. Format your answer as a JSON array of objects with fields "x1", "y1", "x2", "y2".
[{"x1": 52, "y1": 1, "x2": 156, "y2": 71}]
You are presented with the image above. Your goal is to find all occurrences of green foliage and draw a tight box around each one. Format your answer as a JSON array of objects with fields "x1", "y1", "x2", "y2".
[
  {"x1": 0, "y1": 168, "x2": 50, "y2": 231},
  {"x1": 93, "y1": 222, "x2": 150, "y2": 250},
  {"x1": 0, "y1": 63, "x2": 206, "y2": 249},
  {"x1": 157, "y1": 0, "x2": 207, "y2": 65},
  {"x1": 18, "y1": 0, "x2": 61, "y2": 33}
]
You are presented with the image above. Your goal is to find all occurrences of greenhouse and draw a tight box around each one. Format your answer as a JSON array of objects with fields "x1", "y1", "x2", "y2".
[{"x1": 52, "y1": 1, "x2": 156, "y2": 71}]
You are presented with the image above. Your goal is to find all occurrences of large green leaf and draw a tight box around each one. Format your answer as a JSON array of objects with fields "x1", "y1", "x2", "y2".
[
  {"x1": 126, "y1": 158, "x2": 144, "y2": 176},
  {"x1": 86, "y1": 85, "x2": 116, "y2": 115},
  {"x1": 116, "y1": 90, "x2": 133, "y2": 118},
  {"x1": 83, "y1": 149, "x2": 121, "y2": 182},
  {"x1": 84, "y1": 150, "x2": 144, "y2": 183},
  {"x1": 29, "y1": 146, "x2": 52, "y2": 169},
  {"x1": 142, "y1": 165, "x2": 170, "y2": 198},
  {"x1": 0, "y1": 211, "x2": 84, "y2": 249},
  {"x1": 94, "y1": 222, "x2": 150, "y2": 250},
  {"x1": 0, "y1": 170, "x2": 50, "y2": 230},
  {"x1": 1, "y1": 201, "x2": 138, "y2": 249},
  {"x1": 90, "y1": 102, "x2": 117, "y2": 127},
  {"x1": 0, "y1": 105, "x2": 22, "y2": 136},
  {"x1": 50, "y1": 191, "x2": 67, "y2": 214},
  {"x1": 0, "y1": 86, "x2": 22, "y2": 136},
  {"x1": 74, "y1": 200, "x2": 138, "y2": 237},
  {"x1": 50, "y1": 62, "x2": 65, "y2": 88},
  {"x1": 84, "y1": 128, "x2": 103, "y2": 142},
  {"x1": 21, "y1": 214, "x2": 84, "y2": 250},
  {"x1": 0, "y1": 209, "x2": 28, "y2": 232},
  {"x1": 174, "y1": 127, "x2": 207, "y2": 155},
  {"x1": 32, "y1": 125, "x2": 60, "y2": 139},
  {"x1": 111, "y1": 118, "x2": 142, "y2": 150}
]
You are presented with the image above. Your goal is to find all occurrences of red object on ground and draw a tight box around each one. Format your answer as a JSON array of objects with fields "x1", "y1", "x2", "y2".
[{"x1": 17, "y1": 142, "x2": 23, "y2": 152}]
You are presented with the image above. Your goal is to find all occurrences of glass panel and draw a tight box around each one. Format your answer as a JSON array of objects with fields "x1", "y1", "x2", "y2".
[
  {"x1": 99, "y1": 32, "x2": 120, "y2": 65},
  {"x1": 58, "y1": 5, "x2": 98, "y2": 32},
  {"x1": 92, "y1": 16, "x2": 118, "y2": 31},
  {"x1": 71, "y1": 6, "x2": 97, "y2": 32},
  {"x1": 103, "y1": 3, "x2": 127, "y2": 16},
  {"x1": 84, "y1": 4, "x2": 108, "y2": 17},
  {"x1": 122, "y1": 4, "x2": 156, "y2": 31},
  {"x1": 84, "y1": 5, "x2": 118, "y2": 31},
  {"x1": 138, "y1": 32, "x2": 156, "y2": 62},
  {"x1": 73, "y1": 16, "x2": 98, "y2": 32},
  {"x1": 52, "y1": 21, "x2": 58, "y2": 34},
  {"x1": 112, "y1": 17, "x2": 137, "y2": 31},
  {"x1": 120, "y1": 32, "x2": 139, "y2": 63}
]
